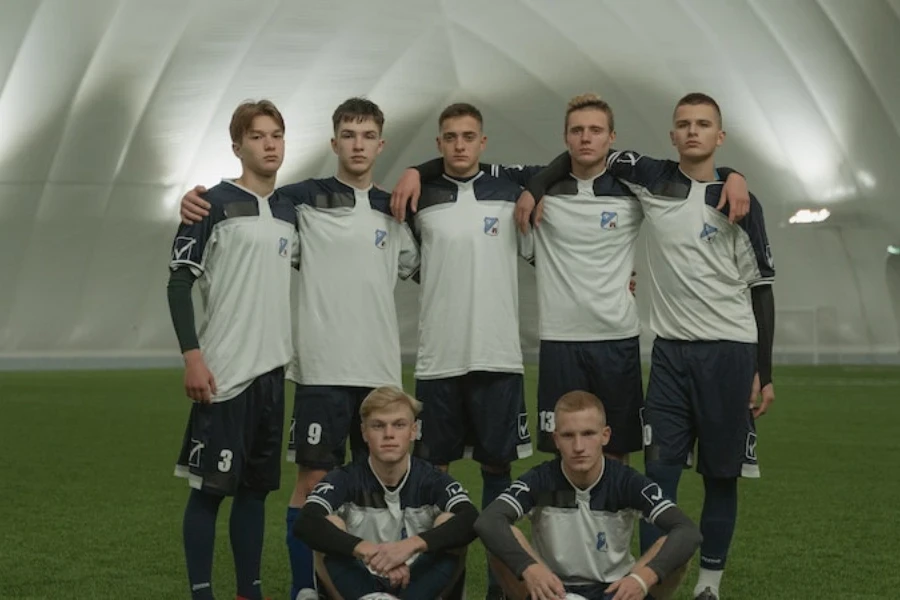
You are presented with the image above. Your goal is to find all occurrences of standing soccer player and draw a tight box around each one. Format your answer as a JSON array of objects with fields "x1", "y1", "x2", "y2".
[
  {"x1": 527, "y1": 93, "x2": 776, "y2": 600},
  {"x1": 177, "y1": 98, "x2": 420, "y2": 599},
  {"x1": 393, "y1": 103, "x2": 533, "y2": 599},
  {"x1": 167, "y1": 100, "x2": 297, "y2": 600}
]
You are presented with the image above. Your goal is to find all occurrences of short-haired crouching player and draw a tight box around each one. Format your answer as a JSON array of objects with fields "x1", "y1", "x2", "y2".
[
  {"x1": 293, "y1": 386, "x2": 477, "y2": 599},
  {"x1": 474, "y1": 391, "x2": 701, "y2": 600}
]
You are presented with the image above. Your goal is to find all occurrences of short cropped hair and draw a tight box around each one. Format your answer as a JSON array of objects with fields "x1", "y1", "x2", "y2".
[
  {"x1": 332, "y1": 97, "x2": 385, "y2": 134},
  {"x1": 674, "y1": 92, "x2": 723, "y2": 126},
  {"x1": 438, "y1": 102, "x2": 483, "y2": 129},
  {"x1": 359, "y1": 386, "x2": 423, "y2": 421},
  {"x1": 229, "y1": 100, "x2": 285, "y2": 144},
  {"x1": 554, "y1": 390, "x2": 607, "y2": 424},
  {"x1": 565, "y1": 93, "x2": 615, "y2": 133}
]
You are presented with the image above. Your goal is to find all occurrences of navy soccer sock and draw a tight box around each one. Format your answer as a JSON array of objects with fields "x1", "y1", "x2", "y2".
[
  {"x1": 230, "y1": 488, "x2": 268, "y2": 600},
  {"x1": 699, "y1": 476, "x2": 738, "y2": 571},
  {"x1": 482, "y1": 467, "x2": 511, "y2": 590},
  {"x1": 639, "y1": 461, "x2": 683, "y2": 554},
  {"x1": 183, "y1": 489, "x2": 225, "y2": 600},
  {"x1": 287, "y1": 505, "x2": 315, "y2": 598}
]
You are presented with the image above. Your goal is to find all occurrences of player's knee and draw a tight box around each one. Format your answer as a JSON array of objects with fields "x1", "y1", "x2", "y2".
[
  {"x1": 325, "y1": 514, "x2": 348, "y2": 531},
  {"x1": 481, "y1": 463, "x2": 510, "y2": 475},
  {"x1": 290, "y1": 467, "x2": 328, "y2": 507}
]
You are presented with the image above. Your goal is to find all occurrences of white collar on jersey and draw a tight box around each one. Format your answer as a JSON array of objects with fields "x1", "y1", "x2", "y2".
[
  {"x1": 334, "y1": 176, "x2": 374, "y2": 193},
  {"x1": 442, "y1": 171, "x2": 484, "y2": 186},
  {"x1": 221, "y1": 178, "x2": 275, "y2": 200},
  {"x1": 561, "y1": 455, "x2": 606, "y2": 496},
  {"x1": 569, "y1": 168, "x2": 608, "y2": 184},
  {"x1": 368, "y1": 454, "x2": 412, "y2": 495}
]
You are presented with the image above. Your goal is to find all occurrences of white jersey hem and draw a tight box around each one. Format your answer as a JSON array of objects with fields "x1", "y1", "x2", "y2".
[
  {"x1": 539, "y1": 330, "x2": 642, "y2": 342},
  {"x1": 414, "y1": 364, "x2": 524, "y2": 380}
]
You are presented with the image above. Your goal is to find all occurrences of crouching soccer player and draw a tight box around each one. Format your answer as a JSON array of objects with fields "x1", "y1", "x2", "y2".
[
  {"x1": 293, "y1": 386, "x2": 477, "y2": 599},
  {"x1": 168, "y1": 100, "x2": 298, "y2": 600},
  {"x1": 475, "y1": 392, "x2": 701, "y2": 600}
]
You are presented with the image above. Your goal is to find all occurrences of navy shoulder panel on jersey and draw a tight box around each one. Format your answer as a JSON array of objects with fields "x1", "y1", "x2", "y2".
[
  {"x1": 473, "y1": 173, "x2": 521, "y2": 203},
  {"x1": 419, "y1": 178, "x2": 459, "y2": 211},
  {"x1": 206, "y1": 181, "x2": 259, "y2": 219},
  {"x1": 407, "y1": 457, "x2": 471, "y2": 511},
  {"x1": 269, "y1": 191, "x2": 299, "y2": 227},
  {"x1": 489, "y1": 164, "x2": 546, "y2": 188},
  {"x1": 595, "y1": 171, "x2": 638, "y2": 197},
  {"x1": 292, "y1": 177, "x2": 355, "y2": 209},
  {"x1": 367, "y1": 187, "x2": 392, "y2": 217}
]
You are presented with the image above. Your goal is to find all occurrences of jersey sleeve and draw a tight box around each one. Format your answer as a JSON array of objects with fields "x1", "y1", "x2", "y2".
[
  {"x1": 736, "y1": 194, "x2": 775, "y2": 287},
  {"x1": 496, "y1": 467, "x2": 543, "y2": 519},
  {"x1": 426, "y1": 470, "x2": 474, "y2": 512},
  {"x1": 397, "y1": 222, "x2": 421, "y2": 280},
  {"x1": 304, "y1": 469, "x2": 351, "y2": 515},
  {"x1": 624, "y1": 470, "x2": 676, "y2": 525},
  {"x1": 169, "y1": 212, "x2": 216, "y2": 277},
  {"x1": 606, "y1": 149, "x2": 670, "y2": 188},
  {"x1": 486, "y1": 164, "x2": 546, "y2": 187}
]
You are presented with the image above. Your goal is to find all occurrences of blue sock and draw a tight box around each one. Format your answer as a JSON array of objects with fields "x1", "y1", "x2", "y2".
[
  {"x1": 640, "y1": 461, "x2": 683, "y2": 554},
  {"x1": 699, "y1": 476, "x2": 737, "y2": 571},
  {"x1": 230, "y1": 488, "x2": 268, "y2": 600},
  {"x1": 183, "y1": 489, "x2": 224, "y2": 600},
  {"x1": 482, "y1": 467, "x2": 511, "y2": 589},
  {"x1": 287, "y1": 506, "x2": 314, "y2": 598}
]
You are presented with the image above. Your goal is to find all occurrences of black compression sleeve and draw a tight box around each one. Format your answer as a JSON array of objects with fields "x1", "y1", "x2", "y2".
[
  {"x1": 418, "y1": 502, "x2": 478, "y2": 553},
  {"x1": 166, "y1": 268, "x2": 199, "y2": 353},
  {"x1": 751, "y1": 285, "x2": 775, "y2": 386},
  {"x1": 473, "y1": 501, "x2": 537, "y2": 578},
  {"x1": 524, "y1": 152, "x2": 571, "y2": 201},
  {"x1": 292, "y1": 503, "x2": 363, "y2": 558},
  {"x1": 644, "y1": 506, "x2": 703, "y2": 582}
]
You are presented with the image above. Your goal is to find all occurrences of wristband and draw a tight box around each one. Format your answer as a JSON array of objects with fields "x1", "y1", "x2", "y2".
[{"x1": 628, "y1": 572, "x2": 649, "y2": 595}]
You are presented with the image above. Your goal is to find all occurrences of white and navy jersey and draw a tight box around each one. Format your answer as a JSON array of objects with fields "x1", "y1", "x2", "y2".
[
  {"x1": 607, "y1": 151, "x2": 775, "y2": 343},
  {"x1": 498, "y1": 457, "x2": 675, "y2": 585},
  {"x1": 280, "y1": 178, "x2": 420, "y2": 388},
  {"x1": 411, "y1": 172, "x2": 528, "y2": 379},
  {"x1": 306, "y1": 456, "x2": 473, "y2": 564},
  {"x1": 169, "y1": 180, "x2": 298, "y2": 402},
  {"x1": 527, "y1": 172, "x2": 642, "y2": 341}
]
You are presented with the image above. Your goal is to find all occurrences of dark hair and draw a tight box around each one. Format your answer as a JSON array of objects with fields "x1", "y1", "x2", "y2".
[
  {"x1": 438, "y1": 103, "x2": 483, "y2": 128},
  {"x1": 229, "y1": 100, "x2": 284, "y2": 144},
  {"x1": 332, "y1": 97, "x2": 385, "y2": 134},
  {"x1": 674, "y1": 92, "x2": 722, "y2": 126}
]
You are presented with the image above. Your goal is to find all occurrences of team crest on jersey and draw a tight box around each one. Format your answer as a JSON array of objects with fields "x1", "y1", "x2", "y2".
[
  {"x1": 507, "y1": 480, "x2": 530, "y2": 498},
  {"x1": 173, "y1": 236, "x2": 197, "y2": 262},
  {"x1": 288, "y1": 419, "x2": 296, "y2": 446},
  {"x1": 312, "y1": 481, "x2": 335, "y2": 495},
  {"x1": 517, "y1": 413, "x2": 529, "y2": 440},
  {"x1": 700, "y1": 223, "x2": 718, "y2": 243},
  {"x1": 595, "y1": 531, "x2": 608, "y2": 551},
  {"x1": 600, "y1": 211, "x2": 618, "y2": 229},
  {"x1": 445, "y1": 482, "x2": 466, "y2": 498},
  {"x1": 641, "y1": 483, "x2": 664, "y2": 504},
  {"x1": 484, "y1": 217, "x2": 499, "y2": 236},
  {"x1": 375, "y1": 229, "x2": 388, "y2": 249},
  {"x1": 188, "y1": 438, "x2": 204, "y2": 468},
  {"x1": 278, "y1": 237, "x2": 289, "y2": 257}
]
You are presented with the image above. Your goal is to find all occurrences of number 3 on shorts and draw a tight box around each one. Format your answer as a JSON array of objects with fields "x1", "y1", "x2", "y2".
[{"x1": 218, "y1": 449, "x2": 233, "y2": 472}]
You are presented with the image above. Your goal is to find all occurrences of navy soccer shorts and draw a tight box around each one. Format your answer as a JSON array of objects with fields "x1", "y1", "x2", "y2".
[
  {"x1": 414, "y1": 371, "x2": 532, "y2": 468},
  {"x1": 536, "y1": 338, "x2": 644, "y2": 456},
  {"x1": 643, "y1": 338, "x2": 759, "y2": 479},
  {"x1": 175, "y1": 366, "x2": 285, "y2": 495},
  {"x1": 287, "y1": 385, "x2": 372, "y2": 470}
]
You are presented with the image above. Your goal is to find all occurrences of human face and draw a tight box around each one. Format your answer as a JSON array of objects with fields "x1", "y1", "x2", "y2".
[
  {"x1": 437, "y1": 115, "x2": 486, "y2": 178},
  {"x1": 362, "y1": 404, "x2": 417, "y2": 465},
  {"x1": 553, "y1": 407, "x2": 610, "y2": 476},
  {"x1": 565, "y1": 108, "x2": 615, "y2": 174},
  {"x1": 331, "y1": 117, "x2": 384, "y2": 177},
  {"x1": 670, "y1": 103, "x2": 725, "y2": 162},
  {"x1": 233, "y1": 115, "x2": 284, "y2": 176}
]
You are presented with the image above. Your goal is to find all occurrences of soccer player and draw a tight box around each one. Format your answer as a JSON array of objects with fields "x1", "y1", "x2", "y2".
[
  {"x1": 167, "y1": 100, "x2": 298, "y2": 600},
  {"x1": 391, "y1": 94, "x2": 749, "y2": 466},
  {"x1": 475, "y1": 391, "x2": 702, "y2": 600},
  {"x1": 391, "y1": 103, "x2": 533, "y2": 598},
  {"x1": 293, "y1": 386, "x2": 477, "y2": 599},
  {"x1": 525, "y1": 93, "x2": 776, "y2": 600},
  {"x1": 176, "y1": 98, "x2": 420, "y2": 599}
]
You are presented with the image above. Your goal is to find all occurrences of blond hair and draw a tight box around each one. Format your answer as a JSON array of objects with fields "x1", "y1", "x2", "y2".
[
  {"x1": 565, "y1": 93, "x2": 615, "y2": 133},
  {"x1": 359, "y1": 385, "x2": 422, "y2": 421},
  {"x1": 229, "y1": 99, "x2": 285, "y2": 144},
  {"x1": 554, "y1": 390, "x2": 607, "y2": 424}
]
